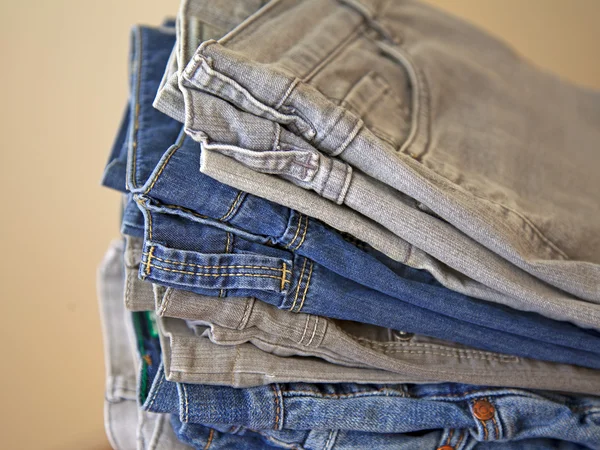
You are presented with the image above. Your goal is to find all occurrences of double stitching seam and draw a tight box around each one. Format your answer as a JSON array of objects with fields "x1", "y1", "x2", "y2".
[
  {"x1": 146, "y1": 370, "x2": 165, "y2": 410},
  {"x1": 142, "y1": 129, "x2": 187, "y2": 195},
  {"x1": 293, "y1": 215, "x2": 309, "y2": 251},
  {"x1": 306, "y1": 316, "x2": 319, "y2": 346},
  {"x1": 219, "y1": 191, "x2": 246, "y2": 221},
  {"x1": 237, "y1": 298, "x2": 254, "y2": 330},
  {"x1": 271, "y1": 384, "x2": 282, "y2": 430},
  {"x1": 157, "y1": 288, "x2": 174, "y2": 317},
  {"x1": 141, "y1": 254, "x2": 285, "y2": 272},
  {"x1": 323, "y1": 429, "x2": 338, "y2": 450},
  {"x1": 145, "y1": 263, "x2": 289, "y2": 282},
  {"x1": 129, "y1": 27, "x2": 143, "y2": 189},
  {"x1": 284, "y1": 213, "x2": 303, "y2": 249},
  {"x1": 491, "y1": 414, "x2": 500, "y2": 440},
  {"x1": 299, "y1": 315, "x2": 311, "y2": 346},
  {"x1": 295, "y1": 261, "x2": 314, "y2": 313},
  {"x1": 290, "y1": 258, "x2": 308, "y2": 311}
]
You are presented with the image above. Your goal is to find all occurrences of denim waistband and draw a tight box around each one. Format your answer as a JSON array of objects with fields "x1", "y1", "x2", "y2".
[{"x1": 137, "y1": 208, "x2": 600, "y2": 369}]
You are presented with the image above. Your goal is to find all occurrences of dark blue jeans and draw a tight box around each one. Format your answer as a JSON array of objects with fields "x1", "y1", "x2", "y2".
[{"x1": 101, "y1": 23, "x2": 600, "y2": 368}]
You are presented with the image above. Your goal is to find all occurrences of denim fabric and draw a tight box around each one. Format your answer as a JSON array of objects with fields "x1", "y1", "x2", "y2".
[
  {"x1": 97, "y1": 240, "x2": 192, "y2": 450},
  {"x1": 101, "y1": 106, "x2": 130, "y2": 193},
  {"x1": 140, "y1": 359, "x2": 600, "y2": 446},
  {"x1": 157, "y1": 316, "x2": 436, "y2": 386},
  {"x1": 171, "y1": 418, "x2": 592, "y2": 450},
  {"x1": 159, "y1": 0, "x2": 600, "y2": 330},
  {"x1": 136, "y1": 207, "x2": 600, "y2": 369},
  {"x1": 105, "y1": 19, "x2": 600, "y2": 368},
  {"x1": 154, "y1": 287, "x2": 600, "y2": 395},
  {"x1": 149, "y1": 0, "x2": 600, "y2": 333},
  {"x1": 174, "y1": 0, "x2": 600, "y2": 306}
]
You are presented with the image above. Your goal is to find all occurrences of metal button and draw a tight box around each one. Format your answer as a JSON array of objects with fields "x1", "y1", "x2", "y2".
[{"x1": 473, "y1": 399, "x2": 495, "y2": 421}]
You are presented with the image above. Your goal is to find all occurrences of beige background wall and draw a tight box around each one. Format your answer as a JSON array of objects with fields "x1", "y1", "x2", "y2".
[{"x1": 0, "y1": 1, "x2": 598, "y2": 449}]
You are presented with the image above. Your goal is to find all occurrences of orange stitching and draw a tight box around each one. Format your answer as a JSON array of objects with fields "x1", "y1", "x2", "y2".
[
  {"x1": 144, "y1": 246, "x2": 155, "y2": 276},
  {"x1": 141, "y1": 253, "x2": 285, "y2": 272},
  {"x1": 290, "y1": 258, "x2": 308, "y2": 311},
  {"x1": 491, "y1": 414, "x2": 500, "y2": 439},
  {"x1": 295, "y1": 262, "x2": 314, "y2": 312},
  {"x1": 293, "y1": 214, "x2": 309, "y2": 250},
  {"x1": 281, "y1": 262, "x2": 288, "y2": 290},
  {"x1": 143, "y1": 132, "x2": 186, "y2": 194},
  {"x1": 146, "y1": 263, "x2": 288, "y2": 281},
  {"x1": 284, "y1": 213, "x2": 303, "y2": 249},
  {"x1": 271, "y1": 384, "x2": 281, "y2": 430},
  {"x1": 203, "y1": 429, "x2": 214, "y2": 450},
  {"x1": 219, "y1": 191, "x2": 244, "y2": 221},
  {"x1": 446, "y1": 428, "x2": 453, "y2": 445},
  {"x1": 455, "y1": 430, "x2": 465, "y2": 448}
]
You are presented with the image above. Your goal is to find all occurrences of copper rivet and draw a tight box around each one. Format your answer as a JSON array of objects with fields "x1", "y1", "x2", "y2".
[
  {"x1": 473, "y1": 399, "x2": 495, "y2": 421},
  {"x1": 437, "y1": 446, "x2": 454, "y2": 450}
]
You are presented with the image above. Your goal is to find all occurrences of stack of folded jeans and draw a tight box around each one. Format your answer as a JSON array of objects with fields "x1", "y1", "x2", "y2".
[{"x1": 97, "y1": 1, "x2": 600, "y2": 449}]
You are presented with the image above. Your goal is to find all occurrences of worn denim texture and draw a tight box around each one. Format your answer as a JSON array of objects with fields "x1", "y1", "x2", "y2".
[
  {"x1": 177, "y1": 0, "x2": 600, "y2": 302},
  {"x1": 152, "y1": 286, "x2": 600, "y2": 395},
  {"x1": 159, "y1": 0, "x2": 600, "y2": 329},
  {"x1": 157, "y1": 315, "x2": 437, "y2": 386},
  {"x1": 136, "y1": 207, "x2": 600, "y2": 369},
  {"x1": 97, "y1": 240, "x2": 192, "y2": 450},
  {"x1": 122, "y1": 238, "x2": 600, "y2": 394},
  {"x1": 170, "y1": 417, "x2": 593, "y2": 450},
  {"x1": 98, "y1": 17, "x2": 600, "y2": 371},
  {"x1": 140, "y1": 359, "x2": 600, "y2": 447}
]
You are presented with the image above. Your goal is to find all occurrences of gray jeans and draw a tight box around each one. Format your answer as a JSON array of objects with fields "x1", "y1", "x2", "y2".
[
  {"x1": 98, "y1": 240, "x2": 193, "y2": 450},
  {"x1": 154, "y1": 0, "x2": 600, "y2": 329},
  {"x1": 153, "y1": 285, "x2": 600, "y2": 395}
]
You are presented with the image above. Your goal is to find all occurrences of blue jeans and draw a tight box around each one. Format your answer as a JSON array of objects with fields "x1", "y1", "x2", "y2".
[
  {"x1": 100, "y1": 22, "x2": 600, "y2": 369},
  {"x1": 138, "y1": 207, "x2": 600, "y2": 368},
  {"x1": 170, "y1": 417, "x2": 592, "y2": 450},
  {"x1": 133, "y1": 312, "x2": 600, "y2": 447}
]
